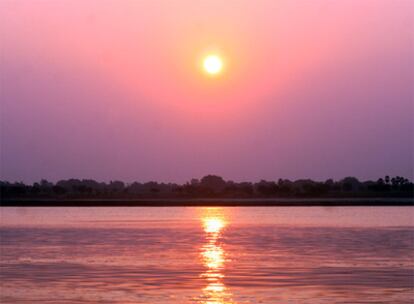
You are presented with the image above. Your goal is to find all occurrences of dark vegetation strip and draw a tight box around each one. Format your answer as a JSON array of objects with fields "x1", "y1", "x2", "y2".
[
  {"x1": 1, "y1": 198, "x2": 413, "y2": 207},
  {"x1": 2, "y1": 175, "x2": 413, "y2": 206}
]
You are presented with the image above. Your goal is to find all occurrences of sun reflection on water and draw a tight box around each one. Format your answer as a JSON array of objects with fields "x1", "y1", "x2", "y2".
[
  {"x1": 199, "y1": 208, "x2": 234, "y2": 304},
  {"x1": 203, "y1": 218, "x2": 225, "y2": 234}
]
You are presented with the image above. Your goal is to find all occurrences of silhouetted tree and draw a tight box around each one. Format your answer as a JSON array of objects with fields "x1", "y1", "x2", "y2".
[{"x1": 200, "y1": 175, "x2": 226, "y2": 194}]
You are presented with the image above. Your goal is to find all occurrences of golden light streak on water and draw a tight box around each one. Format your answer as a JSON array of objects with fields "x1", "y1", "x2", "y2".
[
  {"x1": 199, "y1": 208, "x2": 234, "y2": 304},
  {"x1": 203, "y1": 218, "x2": 226, "y2": 234}
]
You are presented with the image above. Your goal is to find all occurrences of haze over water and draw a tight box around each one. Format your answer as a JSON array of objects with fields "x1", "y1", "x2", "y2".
[{"x1": 1, "y1": 207, "x2": 413, "y2": 303}]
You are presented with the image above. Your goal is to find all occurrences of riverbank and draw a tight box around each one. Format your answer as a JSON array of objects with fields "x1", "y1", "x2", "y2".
[{"x1": 1, "y1": 197, "x2": 413, "y2": 207}]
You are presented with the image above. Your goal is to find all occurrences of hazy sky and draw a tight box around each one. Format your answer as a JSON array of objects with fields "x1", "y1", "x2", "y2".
[{"x1": 1, "y1": 0, "x2": 413, "y2": 183}]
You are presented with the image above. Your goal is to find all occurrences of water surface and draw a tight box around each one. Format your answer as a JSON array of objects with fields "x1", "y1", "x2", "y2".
[{"x1": 1, "y1": 207, "x2": 413, "y2": 303}]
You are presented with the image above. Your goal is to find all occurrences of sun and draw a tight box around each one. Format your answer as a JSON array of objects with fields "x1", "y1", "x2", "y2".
[{"x1": 203, "y1": 55, "x2": 223, "y2": 75}]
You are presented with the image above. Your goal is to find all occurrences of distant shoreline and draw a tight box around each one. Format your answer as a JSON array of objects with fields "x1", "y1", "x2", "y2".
[{"x1": 1, "y1": 197, "x2": 413, "y2": 207}]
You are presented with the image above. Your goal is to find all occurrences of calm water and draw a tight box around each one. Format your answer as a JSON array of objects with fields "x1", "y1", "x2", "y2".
[{"x1": 0, "y1": 207, "x2": 413, "y2": 303}]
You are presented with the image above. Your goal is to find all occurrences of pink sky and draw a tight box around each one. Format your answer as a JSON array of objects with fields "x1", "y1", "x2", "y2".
[{"x1": 1, "y1": 0, "x2": 413, "y2": 183}]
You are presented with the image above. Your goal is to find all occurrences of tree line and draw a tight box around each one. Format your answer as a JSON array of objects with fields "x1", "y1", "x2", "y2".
[{"x1": 1, "y1": 175, "x2": 413, "y2": 199}]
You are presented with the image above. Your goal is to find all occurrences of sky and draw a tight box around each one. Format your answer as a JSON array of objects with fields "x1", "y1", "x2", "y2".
[{"x1": 0, "y1": 0, "x2": 413, "y2": 183}]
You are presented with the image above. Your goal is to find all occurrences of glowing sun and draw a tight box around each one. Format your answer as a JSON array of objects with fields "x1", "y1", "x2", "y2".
[{"x1": 203, "y1": 55, "x2": 223, "y2": 75}]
